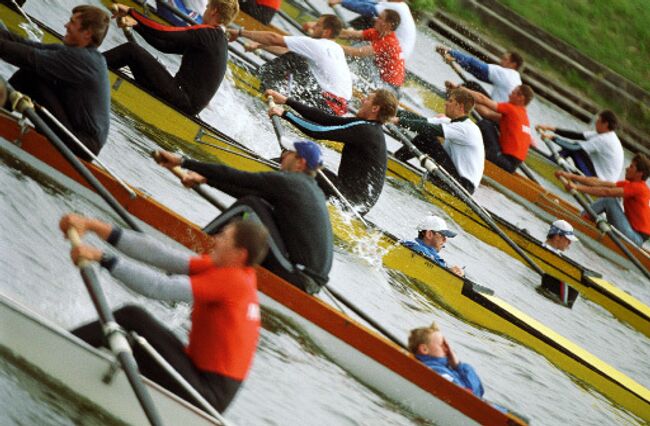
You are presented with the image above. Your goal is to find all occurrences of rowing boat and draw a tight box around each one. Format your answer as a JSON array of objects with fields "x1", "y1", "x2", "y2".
[
  {"x1": 4, "y1": 5, "x2": 649, "y2": 419},
  {"x1": 0, "y1": 109, "x2": 523, "y2": 425}
]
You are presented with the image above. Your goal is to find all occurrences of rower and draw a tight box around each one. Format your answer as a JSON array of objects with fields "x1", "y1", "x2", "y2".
[
  {"x1": 266, "y1": 88, "x2": 398, "y2": 215},
  {"x1": 556, "y1": 154, "x2": 650, "y2": 247},
  {"x1": 536, "y1": 110, "x2": 624, "y2": 182},
  {"x1": 543, "y1": 219, "x2": 578, "y2": 254},
  {"x1": 328, "y1": 0, "x2": 416, "y2": 60},
  {"x1": 338, "y1": 9, "x2": 405, "y2": 94},
  {"x1": 460, "y1": 84, "x2": 534, "y2": 174},
  {"x1": 0, "y1": 5, "x2": 110, "y2": 161},
  {"x1": 60, "y1": 213, "x2": 269, "y2": 413},
  {"x1": 403, "y1": 215, "x2": 465, "y2": 277},
  {"x1": 408, "y1": 322, "x2": 484, "y2": 397},
  {"x1": 231, "y1": 15, "x2": 352, "y2": 115},
  {"x1": 155, "y1": 141, "x2": 333, "y2": 294},
  {"x1": 105, "y1": 0, "x2": 238, "y2": 115},
  {"x1": 391, "y1": 88, "x2": 484, "y2": 194},
  {"x1": 156, "y1": 0, "x2": 207, "y2": 25},
  {"x1": 437, "y1": 46, "x2": 523, "y2": 106}
]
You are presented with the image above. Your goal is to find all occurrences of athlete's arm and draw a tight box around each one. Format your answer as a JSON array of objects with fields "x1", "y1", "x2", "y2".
[
  {"x1": 396, "y1": 111, "x2": 444, "y2": 136},
  {"x1": 238, "y1": 29, "x2": 286, "y2": 47},
  {"x1": 338, "y1": 28, "x2": 363, "y2": 40},
  {"x1": 553, "y1": 128, "x2": 587, "y2": 140},
  {"x1": 341, "y1": 44, "x2": 374, "y2": 57},
  {"x1": 286, "y1": 98, "x2": 351, "y2": 125},
  {"x1": 448, "y1": 50, "x2": 489, "y2": 83},
  {"x1": 129, "y1": 9, "x2": 201, "y2": 54}
]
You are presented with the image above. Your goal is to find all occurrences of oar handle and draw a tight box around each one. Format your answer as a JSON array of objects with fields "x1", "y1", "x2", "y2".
[
  {"x1": 267, "y1": 96, "x2": 285, "y2": 150},
  {"x1": 67, "y1": 228, "x2": 92, "y2": 268}
]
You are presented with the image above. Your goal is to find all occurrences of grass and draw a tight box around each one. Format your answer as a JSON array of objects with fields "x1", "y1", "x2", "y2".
[{"x1": 409, "y1": 0, "x2": 650, "y2": 136}]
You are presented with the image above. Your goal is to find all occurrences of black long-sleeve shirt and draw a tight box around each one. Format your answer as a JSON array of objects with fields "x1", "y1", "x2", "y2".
[
  {"x1": 0, "y1": 29, "x2": 110, "y2": 151},
  {"x1": 183, "y1": 159, "x2": 333, "y2": 285},
  {"x1": 282, "y1": 98, "x2": 387, "y2": 214},
  {"x1": 129, "y1": 9, "x2": 228, "y2": 114}
]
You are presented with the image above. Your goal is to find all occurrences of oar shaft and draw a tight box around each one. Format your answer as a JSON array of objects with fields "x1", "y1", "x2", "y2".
[
  {"x1": 67, "y1": 229, "x2": 163, "y2": 426},
  {"x1": 7, "y1": 86, "x2": 142, "y2": 232}
]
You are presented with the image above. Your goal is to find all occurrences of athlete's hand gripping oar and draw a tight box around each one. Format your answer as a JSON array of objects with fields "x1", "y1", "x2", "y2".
[
  {"x1": 387, "y1": 123, "x2": 565, "y2": 287},
  {"x1": 540, "y1": 135, "x2": 650, "y2": 279},
  {"x1": 5, "y1": 84, "x2": 142, "y2": 232},
  {"x1": 266, "y1": 93, "x2": 370, "y2": 227},
  {"x1": 63, "y1": 226, "x2": 163, "y2": 426},
  {"x1": 152, "y1": 150, "x2": 228, "y2": 211}
]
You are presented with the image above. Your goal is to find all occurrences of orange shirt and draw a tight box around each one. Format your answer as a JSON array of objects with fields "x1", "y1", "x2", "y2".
[
  {"x1": 496, "y1": 102, "x2": 531, "y2": 161},
  {"x1": 362, "y1": 29, "x2": 405, "y2": 87},
  {"x1": 617, "y1": 180, "x2": 650, "y2": 235},
  {"x1": 186, "y1": 255, "x2": 260, "y2": 380},
  {"x1": 256, "y1": 0, "x2": 281, "y2": 10}
]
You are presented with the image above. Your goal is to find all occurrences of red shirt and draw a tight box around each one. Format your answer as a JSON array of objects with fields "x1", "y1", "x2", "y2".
[
  {"x1": 186, "y1": 255, "x2": 260, "y2": 380},
  {"x1": 496, "y1": 102, "x2": 531, "y2": 161},
  {"x1": 362, "y1": 29, "x2": 405, "y2": 87},
  {"x1": 256, "y1": 0, "x2": 281, "y2": 10},
  {"x1": 616, "y1": 180, "x2": 650, "y2": 235}
]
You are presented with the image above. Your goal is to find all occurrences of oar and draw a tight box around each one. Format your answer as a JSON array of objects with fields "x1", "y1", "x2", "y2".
[
  {"x1": 153, "y1": 150, "x2": 407, "y2": 348},
  {"x1": 67, "y1": 229, "x2": 163, "y2": 426},
  {"x1": 387, "y1": 123, "x2": 565, "y2": 288},
  {"x1": 540, "y1": 135, "x2": 650, "y2": 279},
  {"x1": 266, "y1": 96, "x2": 370, "y2": 226},
  {"x1": 6, "y1": 84, "x2": 142, "y2": 232},
  {"x1": 9, "y1": 0, "x2": 43, "y2": 41}
]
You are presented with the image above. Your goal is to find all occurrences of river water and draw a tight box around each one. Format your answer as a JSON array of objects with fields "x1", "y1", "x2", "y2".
[{"x1": 0, "y1": 1, "x2": 648, "y2": 425}]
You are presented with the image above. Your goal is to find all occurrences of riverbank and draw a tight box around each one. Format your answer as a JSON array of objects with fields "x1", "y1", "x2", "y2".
[{"x1": 410, "y1": 0, "x2": 650, "y2": 147}]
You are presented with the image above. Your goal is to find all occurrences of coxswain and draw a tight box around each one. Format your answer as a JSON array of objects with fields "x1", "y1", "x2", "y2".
[
  {"x1": 267, "y1": 88, "x2": 397, "y2": 215},
  {"x1": 556, "y1": 154, "x2": 650, "y2": 247},
  {"x1": 408, "y1": 322, "x2": 484, "y2": 397},
  {"x1": 155, "y1": 140, "x2": 333, "y2": 294},
  {"x1": 536, "y1": 110, "x2": 624, "y2": 182},
  {"x1": 105, "y1": 0, "x2": 238, "y2": 115},
  {"x1": 403, "y1": 215, "x2": 465, "y2": 277},
  {"x1": 0, "y1": 5, "x2": 110, "y2": 160},
  {"x1": 338, "y1": 9, "x2": 405, "y2": 93},
  {"x1": 543, "y1": 219, "x2": 578, "y2": 254},
  {"x1": 459, "y1": 83, "x2": 534, "y2": 173},
  {"x1": 328, "y1": 0, "x2": 416, "y2": 59},
  {"x1": 60, "y1": 213, "x2": 269, "y2": 413},
  {"x1": 437, "y1": 46, "x2": 523, "y2": 106},
  {"x1": 231, "y1": 15, "x2": 352, "y2": 115},
  {"x1": 392, "y1": 88, "x2": 484, "y2": 194}
]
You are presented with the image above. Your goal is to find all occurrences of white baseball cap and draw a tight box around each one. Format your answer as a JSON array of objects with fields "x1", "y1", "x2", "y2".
[
  {"x1": 548, "y1": 219, "x2": 578, "y2": 241},
  {"x1": 416, "y1": 215, "x2": 457, "y2": 238}
]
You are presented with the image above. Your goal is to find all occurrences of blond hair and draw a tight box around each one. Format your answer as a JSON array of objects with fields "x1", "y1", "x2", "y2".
[
  {"x1": 208, "y1": 0, "x2": 239, "y2": 26},
  {"x1": 407, "y1": 322, "x2": 439, "y2": 354}
]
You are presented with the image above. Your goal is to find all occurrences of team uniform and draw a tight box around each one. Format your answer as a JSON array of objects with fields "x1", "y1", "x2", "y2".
[
  {"x1": 104, "y1": 9, "x2": 228, "y2": 115},
  {"x1": 394, "y1": 111, "x2": 484, "y2": 193},
  {"x1": 0, "y1": 29, "x2": 109, "y2": 160},
  {"x1": 362, "y1": 28, "x2": 405, "y2": 89},
  {"x1": 403, "y1": 238, "x2": 448, "y2": 268},
  {"x1": 478, "y1": 102, "x2": 531, "y2": 173},
  {"x1": 281, "y1": 98, "x2": 386, "y2": 215},
  {"x1": 182, "y1": 159, "x2": 333, "y2": 293},
  {"x1": 449, "y1": 50, "x2": 521, "y2": 102},
  {"x1": 239, "y1": 0, "x2": 281, "y2": 25},
  {"x1": 552, "y1": 128, "x2": 624, "y2": 182},
  {"x1": 259, "y1": 36, "x2": 352, "y2": 115},
  {"x1": 415, "y1": 354, "x2": 484, "y2": 397},
  {"x1": 589, "y1": 180, "x2": 650, "y2": 247},
  {"x1": 72, "y1": 228, "x2": 259, "y2": 412},
  {"x1": 340, "y1": 0, "x2": 416, "y2": 59}
]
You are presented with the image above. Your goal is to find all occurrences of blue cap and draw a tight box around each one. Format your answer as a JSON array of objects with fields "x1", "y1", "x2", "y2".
[{"x1": 282, "y1": 138, "x2": 323, "y2": 170}]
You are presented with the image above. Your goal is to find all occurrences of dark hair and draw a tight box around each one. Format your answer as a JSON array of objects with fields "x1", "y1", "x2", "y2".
[
  {"x1": 231, "y1": 220, "x2": 270, "y2": 266},
  {"x1": 632, "y1": 153, "x2": 650, "y2": 180},
  {"x1": 598, "y1": 110, "x2": 618, "y2": 131},
  {"x1": 71, "y1": 5, "x2": 110, "y2": 47},
  {"x1": 449, "y1": 88, "x2": 475, "y2": 113},
  {"x1": 381, "y1": 9, "x2": 401, "y2": 31},
  {"x1": 519, "y1": 84, "x2": 534, "y2": 105},
  {"x1": 372, "y1": 89, "x2": 399, "y2": 123},
  {"x1": 320, "y1": 14, "x2": 343, "y2": 38},
  {"x1": 417, "y1": 230, "x2": 427, "y2": 239},
  {"x1": 508, "y1": 51, "x2": 524, "y2": 69}
]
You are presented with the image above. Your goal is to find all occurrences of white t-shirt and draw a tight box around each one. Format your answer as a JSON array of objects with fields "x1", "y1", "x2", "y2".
[
  {"x1": 430, "y1": 116, "x2": 485, "y2": 189},
  {"x1": 581, "y1": 130, "x2": 624, "y2": 182},
  {"x1": 375, "y1": 2, "x2": 416, "y2": 60},
  {"x1": 284, "y1": 36, "x2": 353, "y2": 100},
  {"x1": 487, "y1": 64, "x2": 521, "y2": 102}
]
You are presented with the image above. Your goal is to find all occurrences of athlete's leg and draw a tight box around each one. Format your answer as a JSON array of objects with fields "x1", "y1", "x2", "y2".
[{"x1": 588, "y1": 198, "x2": 645, "y2": 246}]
